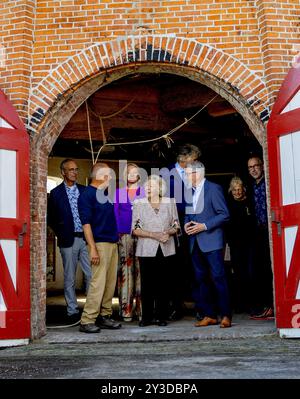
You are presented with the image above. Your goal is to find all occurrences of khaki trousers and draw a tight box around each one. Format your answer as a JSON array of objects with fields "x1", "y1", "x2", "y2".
[{"x1": 81, "y1": 242, "x2": 118, "y2": 325}]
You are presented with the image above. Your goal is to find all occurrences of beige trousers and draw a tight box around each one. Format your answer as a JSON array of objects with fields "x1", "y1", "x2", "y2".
[{"x1": 81, "y1": 242, "x2": 118, "y2": 325}]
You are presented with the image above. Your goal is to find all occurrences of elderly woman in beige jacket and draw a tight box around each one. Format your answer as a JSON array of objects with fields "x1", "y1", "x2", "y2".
[{"x1": 132, "y1": 175, "x2": 180, "y2": 327}]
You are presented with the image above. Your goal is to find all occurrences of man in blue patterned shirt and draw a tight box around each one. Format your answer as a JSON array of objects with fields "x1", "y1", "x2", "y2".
[
  {"x1": 247, "y1": 155, "x2": 274, "y2": 320},
  {"x1": 48, "y1": 159, "x2": 92, "y2": 324}
]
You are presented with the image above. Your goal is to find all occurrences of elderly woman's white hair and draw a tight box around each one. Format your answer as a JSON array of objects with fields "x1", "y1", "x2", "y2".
[
  {"x1": 228, "y1": 176, "x2": 245, "y2": 194},
  {"x1": 144, "y1": 174, "x2": 167, "y2": 198}
]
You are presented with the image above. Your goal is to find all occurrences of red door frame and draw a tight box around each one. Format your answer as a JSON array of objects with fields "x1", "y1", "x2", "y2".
[
  {"x1": 267, "y1": 65, "x2": 300, "y2": 330},
  {"x1": 0, "y1": 90, "x2": 30, "y2": 340}
]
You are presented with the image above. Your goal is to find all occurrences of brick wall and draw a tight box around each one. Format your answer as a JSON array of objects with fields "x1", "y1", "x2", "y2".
[
  {"x1": 0, "y1": 0, "x2": 35, "y2": 120},
  {"x1": 256, "y1": 0, "x2": 300, "y2": 104},
  {"x1": 30, "y1": 0, "x2": 265, "y2": 83},
  {"x1": 0, "y1": 0, "x2": 299, "y2": 119}
]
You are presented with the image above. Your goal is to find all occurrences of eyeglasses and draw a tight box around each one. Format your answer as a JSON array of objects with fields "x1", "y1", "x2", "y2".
[
  {"x1": 185, "y1": 170, "x2": 201, "y2": 175},
  {"x1": 248, "y1": 164, "x2": 262, "y2": 170}
]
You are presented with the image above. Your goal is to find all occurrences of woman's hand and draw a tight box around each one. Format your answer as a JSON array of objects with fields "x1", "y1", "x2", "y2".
[
  {"x1": 159, "y1": 232, "x2": 170, "y2": 243},
  {"x1": 150, "y1": 232, "x2": 169, "y2": 243}
]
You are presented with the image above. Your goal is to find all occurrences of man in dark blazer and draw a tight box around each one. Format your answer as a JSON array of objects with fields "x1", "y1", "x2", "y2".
[
  {"x1": 160, "y1": 144, "x2": 201, "y2": 320},
  {"x1": 47, "y1": 159, "x2": 92, "y2": 323},
  {"x1": 184, "y1": 161, "x2": 232, "y2": 328}
]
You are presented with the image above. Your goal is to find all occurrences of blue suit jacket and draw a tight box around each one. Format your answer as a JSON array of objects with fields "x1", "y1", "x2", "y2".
[
  {"x1": 184, "y1": 180, "x2": 230, "y2": 253},
  {"x1": 160, "y1": 163, "x2": 188, "y2": 224},
  {"x1": 47, "y1": 182, "x2": 86, "y2": 248}
]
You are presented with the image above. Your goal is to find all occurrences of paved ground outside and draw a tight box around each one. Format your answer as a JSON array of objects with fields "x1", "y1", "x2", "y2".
[
  {"x1": 1, "y1": 314, "x2": 300, "y2": 381},
  {"x1": 0, "y1": 295, "x2": 299, "y2": 384}
]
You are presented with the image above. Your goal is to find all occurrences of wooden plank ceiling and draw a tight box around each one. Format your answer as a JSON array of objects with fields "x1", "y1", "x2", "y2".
[
  {"x1": 61, "y1": 74, "x2": 237, "y2": 142},
  {"x1": 52, "y1": 73, "x2": 260, "y2": 173}
]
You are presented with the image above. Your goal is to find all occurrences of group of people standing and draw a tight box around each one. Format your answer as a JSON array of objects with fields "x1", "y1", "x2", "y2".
[{"x1": 47, "y1": 144, "x2": 274, "y2": 334}]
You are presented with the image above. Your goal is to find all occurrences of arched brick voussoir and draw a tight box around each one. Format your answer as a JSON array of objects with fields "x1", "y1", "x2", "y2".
[{"x1": 28, "y1": 35, "x2": 271, "y2": 135}]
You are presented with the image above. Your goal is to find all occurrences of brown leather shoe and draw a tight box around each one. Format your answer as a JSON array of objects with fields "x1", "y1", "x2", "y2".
[
  {"x1": 220, "y1": 316, "x2": 231, "y2": 328},
  {"x1": 195, "y1": 316, "x2": 218, "y2": 327}
]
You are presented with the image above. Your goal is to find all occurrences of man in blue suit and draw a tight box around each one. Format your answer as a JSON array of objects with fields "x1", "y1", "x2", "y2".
[
  {"x1": 160, "y1": 144, "x2": 201, "y2": 320},
  {"x1": 184, "y1": 161, "x2": 232, "y2": 328},
  {"x1": 47, "y1": 159, "x2": 92, "y2": 324}
]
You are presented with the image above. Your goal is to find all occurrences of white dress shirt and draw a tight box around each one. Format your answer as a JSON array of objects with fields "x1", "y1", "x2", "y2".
[
  {"x1": 175, "y1": 162, "x2": 187, "y2": 185},
  {"x1": 193, "y1": 178, "x2": 206, "y2": 212}
]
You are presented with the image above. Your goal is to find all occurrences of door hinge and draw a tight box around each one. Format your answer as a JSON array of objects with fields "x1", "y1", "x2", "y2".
[
  {"x1": 18, "y1": 222, "x2": 27, "y2": 248},
  {"x1": 271, "y1": 209, "x2": 282, "y2": 236}
]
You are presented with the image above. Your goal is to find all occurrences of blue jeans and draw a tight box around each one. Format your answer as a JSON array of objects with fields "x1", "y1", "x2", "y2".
[
  {"x1": 191, "y1": 244, "x2": 231, "y2": 318},
  {"x1": 60, "y1": 237, "x2": 92, "y2": 316}
]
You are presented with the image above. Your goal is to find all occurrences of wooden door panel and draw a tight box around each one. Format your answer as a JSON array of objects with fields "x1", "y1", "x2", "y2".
[
  {"x1": 268, "y1": 69, "x2": 300, "y2": 334},
  {"x1": 0, "y1": 94, "x2": 30, "y2": 340}
]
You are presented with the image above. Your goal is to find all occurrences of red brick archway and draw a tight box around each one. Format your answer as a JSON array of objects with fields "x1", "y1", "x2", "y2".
[
  {"x1": 28, "y1": 35, "x2": 270, "y2": 137},
  {"x1": 28, "y1": 35, "x2": 271, "y2": 338}
]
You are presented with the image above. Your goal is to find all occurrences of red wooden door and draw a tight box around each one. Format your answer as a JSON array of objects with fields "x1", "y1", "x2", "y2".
[
  {"x1": 268, "y1": 65, "x2": 300, "y2": 337},
  {"x1": 0, "y1": 90, "x2": 30, "y2": 341}
]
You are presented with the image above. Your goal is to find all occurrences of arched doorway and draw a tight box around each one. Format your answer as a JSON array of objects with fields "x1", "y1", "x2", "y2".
[{"x1": 28, "y1": 36, "x2": 271, "y2": 339}]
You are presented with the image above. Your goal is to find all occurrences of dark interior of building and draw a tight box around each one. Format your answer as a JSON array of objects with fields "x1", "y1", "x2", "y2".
[
  {"x1": 46, "y1": 73, "x2": 263, "y2": 325},
  {"x1": 50, "y1": 73, "x2": 262, "y2": 185}
]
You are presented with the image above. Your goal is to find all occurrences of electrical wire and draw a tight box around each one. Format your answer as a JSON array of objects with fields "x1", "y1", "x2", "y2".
[
  {"x1": 46, "y1": 320, "x2": 81, "y2": 329},
  {"x1": 88, "y1": 94, "x2": 218, "y2": 164}
]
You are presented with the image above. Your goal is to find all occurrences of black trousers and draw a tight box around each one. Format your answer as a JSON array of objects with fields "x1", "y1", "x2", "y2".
[
  {"x1": 169, "y1": 215, "x2": 195, "y2": 313},
  {"x1": 168, "y1": 232, "x2": 193, "y2": 312},
  {"x1": 253, "y1": 227, "x2": 274, "y2": 310},
  {"x1": 139, "y1": 247, "x2": 173, "y2": 321},
  {"x1": 230, "y1": 241, "x2": 256, "y2": 313}
]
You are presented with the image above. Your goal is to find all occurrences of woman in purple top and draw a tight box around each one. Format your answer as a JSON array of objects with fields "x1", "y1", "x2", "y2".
[{"x1": 114, "y1": 163, "x2": 145, "y2": 322}]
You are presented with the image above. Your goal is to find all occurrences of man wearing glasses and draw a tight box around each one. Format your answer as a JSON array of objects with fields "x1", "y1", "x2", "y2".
[
  {"x1": 47, "y1": 159, "x2": 92, "y2": 324},
  {"x1": 247, "y1": 155, "x2": 274, "y2": 320}
]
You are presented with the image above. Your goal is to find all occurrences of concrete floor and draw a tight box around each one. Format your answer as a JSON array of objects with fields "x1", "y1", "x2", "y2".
[{"x1": 44, "y1": 293, "x2": 276, "y2": 342}]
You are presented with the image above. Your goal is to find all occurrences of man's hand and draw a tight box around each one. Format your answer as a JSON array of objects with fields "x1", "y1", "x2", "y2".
[
  {"x1": 90, "y1": 246, "x2": 100, "y2": 266},
  {"x1": 184, "y1": 221, "x2": 206, "y2": 235}
]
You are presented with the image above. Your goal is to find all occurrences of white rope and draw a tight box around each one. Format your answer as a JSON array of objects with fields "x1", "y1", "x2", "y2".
[
  {"x1": 89, "y1": 96, "x2": 137, "y2": 120},
  {"x1": 47, "y1": 320, "x2": 80, "y2": 329},
  {"x1": 93, "y1": 94, "x2": 218, "y2": 164},
  {"x1": 85, "y1": 94, "x2": 218, "y2": 165},
  {"x1": 86, "y1": 96, "x2": 137, "y2": 164},
  {"x1": 85, "y1": 101, "x2": 95, "y2": 165}
]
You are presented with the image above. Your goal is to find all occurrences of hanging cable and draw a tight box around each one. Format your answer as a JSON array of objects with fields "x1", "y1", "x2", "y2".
[
  {"x1": 92, "y1": 94, "x2": 218, "y2": 164},
  {"x1": 85, "y1": 101, "x2": 94, "y2": 165},
  {"x1": 85, "y1": 94, "x2": 218, "y2": 164},
  {"x1": 86, "y1": 96, "x2": 137, "y2": 164},
  {"x1": 88, "y1": 96, "x2": 137, "y2": 120},
  {"x1": 47, "y1": 320, "x2": 80, "y2": 329}
]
